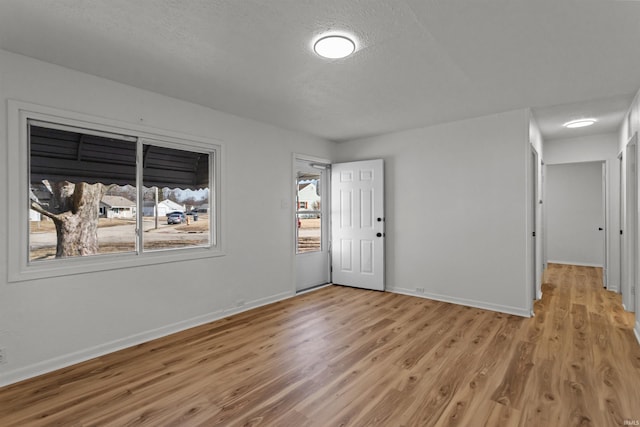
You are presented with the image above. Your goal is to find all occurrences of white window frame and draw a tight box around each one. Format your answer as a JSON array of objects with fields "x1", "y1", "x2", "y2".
[{"x1": 7, "y1": 100, "x2": 225, "y2": 282}]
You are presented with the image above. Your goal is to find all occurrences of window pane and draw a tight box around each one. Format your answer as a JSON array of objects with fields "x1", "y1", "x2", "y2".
[
  {"x1": 296, "y1": 171, "x2": 321, "y2": 253},
  {"x1": 29, "y1": 124, "x2": 137, "y2": 261},
  {"x1": 142, "y1": 144, "x2": 210, "y2": 251},
  {"x1": 297, "y1": 214, "x2": 321, "y2": 253}
]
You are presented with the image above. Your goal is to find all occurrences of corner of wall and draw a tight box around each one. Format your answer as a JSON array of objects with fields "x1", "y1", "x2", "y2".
[
  {"x1": 387, "y1": 287, "x2": 532, "y2": 318},
  {"x1": 620, "y1": 89, "x2": 640, "y2": 153},
  {"x1": 528, "y1": 109, "x2": 544, "y2": 158}
]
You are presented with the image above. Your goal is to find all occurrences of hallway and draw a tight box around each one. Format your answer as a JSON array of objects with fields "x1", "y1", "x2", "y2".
[{"x1": 526, "y1": 263, "x2": 640, "y2": 425}]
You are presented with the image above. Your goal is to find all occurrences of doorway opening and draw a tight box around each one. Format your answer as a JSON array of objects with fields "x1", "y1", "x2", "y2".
[
  {"x1": 545, "y1": 161, "x2": 607, "y2": 288},
  {"x1": 530, "y1": 147, "x2": 543, "y2": 304},
  {"x1": 293, "y1": 157, "x2": 386, "y2": 293}
]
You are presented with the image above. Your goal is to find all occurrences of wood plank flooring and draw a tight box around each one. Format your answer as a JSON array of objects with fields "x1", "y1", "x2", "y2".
[{"x1": 1, "y1": 263, "x2": 639, "y2": 426}]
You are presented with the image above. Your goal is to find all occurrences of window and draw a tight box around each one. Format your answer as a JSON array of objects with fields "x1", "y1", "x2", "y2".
[
  {"x1": 141, "y1": 143, "x2": 210, "y2": 252},
  {"x1": 9, "y1": 101, "x2": 223, "y2": 281},
  {"x1": 296, "y1": 171, "x2": 322, "y2": 253},
  {"x1": 29, "y1": 123, "x2": 138, "y2": 261}
]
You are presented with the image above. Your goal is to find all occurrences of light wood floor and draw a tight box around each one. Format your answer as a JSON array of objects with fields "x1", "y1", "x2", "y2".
[{"x1": 1, "y1": 264, "x2": 639, "y2": 426}]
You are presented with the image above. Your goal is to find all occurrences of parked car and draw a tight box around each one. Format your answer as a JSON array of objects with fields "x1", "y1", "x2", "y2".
[{"x1": 167, "y1": 211, "x2": 186, "y2": 224}]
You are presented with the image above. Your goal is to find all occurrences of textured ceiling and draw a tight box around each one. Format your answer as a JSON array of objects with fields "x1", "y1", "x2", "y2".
[
  {"x1": 533, "y1": 94, "x2": 635, "y2": 141},
  {"x1": 1, "y1": 0, "x2": 639, "y2": 142}
]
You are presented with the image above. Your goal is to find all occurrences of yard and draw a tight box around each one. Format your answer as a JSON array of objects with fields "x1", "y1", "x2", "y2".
[
  {"x1": 30, "y1": 214, "x2": 320, "y2": 259},
  {"x1": 298, "y1": 217, "x2": 321, "y2": 253},
  {"x1": 29, "y1": 214, "x2": 210, "y2": 261}
]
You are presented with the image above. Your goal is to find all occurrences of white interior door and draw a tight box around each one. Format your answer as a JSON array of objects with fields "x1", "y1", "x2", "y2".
[
  {"x1": 620, "y1": 153, "x2": 626, "y2": 299},
  {"x1": 331, "y1": 159, "x2": 385, "y2": 291}
]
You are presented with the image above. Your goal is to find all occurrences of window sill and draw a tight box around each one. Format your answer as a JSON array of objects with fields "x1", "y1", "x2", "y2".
[{"x1": 8, "y1": 247, "x2": 226, "y2": 283}]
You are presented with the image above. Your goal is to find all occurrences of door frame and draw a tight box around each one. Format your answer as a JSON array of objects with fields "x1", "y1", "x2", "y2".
[
  {"x1": 292, "y1": 153, "x2": 331, "y2": 293},
  {"x1": 602, "y1": 161, "x2": 608, "y2": 288},
  {"x1": 619, "y1": 151, "x2": 625, "y2": 297},
  {"x1": 543, "y1": 160, "x2": 607, "y2": 276},
  {"x1": 529, "y1": 146, "x2": 543, "y2": 303}
]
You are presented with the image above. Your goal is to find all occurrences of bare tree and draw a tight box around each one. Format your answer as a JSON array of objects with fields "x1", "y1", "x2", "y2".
[
  {"x1": 30, "y1": 181, "x2": 106, "y2": 257},
  {"x1": 105, "y1": 184, "x2": 136, "y2": 201},
  {"x1": 182, "y1": 196, "x2": 199, "y2": 207}
]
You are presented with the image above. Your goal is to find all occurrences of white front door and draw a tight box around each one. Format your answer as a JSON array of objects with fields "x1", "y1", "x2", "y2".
[
  {"x1": 295, "y1": 158, "x2": 330, "y2": 291},
  {"x1": 331, "y1": 159, "x2": 385, "y2": 291}
]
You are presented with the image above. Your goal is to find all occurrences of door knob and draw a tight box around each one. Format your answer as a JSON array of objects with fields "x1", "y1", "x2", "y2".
[
  {"x1": 598, "y1": 227, "x2": 603, "y2": 231},
  {"x1": 376, "y1": 232, "x2": 382, "y2": 237}
]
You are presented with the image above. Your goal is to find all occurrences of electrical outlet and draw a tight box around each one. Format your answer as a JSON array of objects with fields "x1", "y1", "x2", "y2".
[
  {"x1": 415, "y1": 287, "x2": 425, "y2": 294},
  {"x1": 0, "y1": 348, "x2": 7, "y2": 365}
]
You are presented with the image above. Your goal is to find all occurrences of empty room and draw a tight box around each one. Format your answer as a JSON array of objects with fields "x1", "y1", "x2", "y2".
[{"x1": 1, "y1": 1, "x2": 639, "y2": 426}]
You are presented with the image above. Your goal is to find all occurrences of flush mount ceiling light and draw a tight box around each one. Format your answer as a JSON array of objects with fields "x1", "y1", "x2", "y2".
[
  {"x1": 313, "y1": 35, "x2": 356, "y2": 59},
  {"x1": 563, "y1": 118, "x2": 598, "y2": 128}
]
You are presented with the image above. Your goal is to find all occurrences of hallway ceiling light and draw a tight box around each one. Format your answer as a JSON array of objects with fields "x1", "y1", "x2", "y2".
[
  {"x1": 563, "y1": 118, "x2": 597, "y2": 128},
  {"x1": 313, "y1": 35, "x2": 356, "y2": 59}
]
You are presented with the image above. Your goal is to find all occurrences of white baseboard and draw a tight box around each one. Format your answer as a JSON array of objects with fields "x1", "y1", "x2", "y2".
[
  {"x1": 296, "y1": 283, "x2": 333, "y2": 295},
  {"x1": 387, "y1": 287, "x2": 531, "y2": 318},
  {"x1": 0, "y1": 290, "x2": 294, "y2": 388},
  {"x1": 635, "y1": 320, "x2": 640, "y2": 346},
  {"x1": 547, "y1": 260, "x2": 604, "y2": 268}
]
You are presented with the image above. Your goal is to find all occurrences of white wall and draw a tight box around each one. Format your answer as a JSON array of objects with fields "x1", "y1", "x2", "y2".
[
  {"x1": 547, "y1": 133, "x2": 620, "y2": 164},
  {"x1": 544, "y1": 133, "x2": 620, "y2": 291},
  {"x1": 0, "y1": 50, "x2": 336, "y2": 385},
  {"x1": 619, "y1": 89, "x2": 640, "y2": 342},
  {"x1": 529, "y1": 114, "x2": 544, "y2": 155},
  {"x1": 620, "y1": 91, "x2": 640, "y2": 154},
  {"x1": 336, "y1": 109, "x2": 532, "y2": 317}
]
